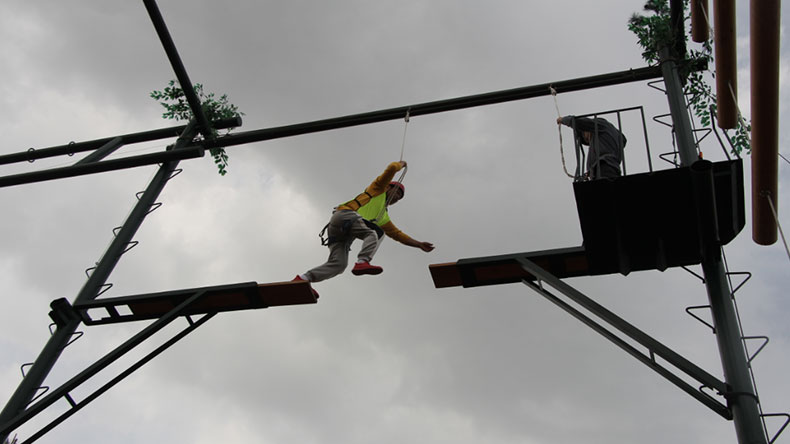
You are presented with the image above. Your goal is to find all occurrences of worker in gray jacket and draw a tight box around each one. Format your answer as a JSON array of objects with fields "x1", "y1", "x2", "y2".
[{"x1": 557, "y1": 115, "x2": 626, "y2": 179}]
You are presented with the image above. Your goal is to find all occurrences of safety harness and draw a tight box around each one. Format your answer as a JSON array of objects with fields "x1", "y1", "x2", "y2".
[
  {"x1": 319, "y1": 189, "x2": 387, "y2": 246},
  {"x1": 319, "y1": 216, "x2": 384, "y2": 246}
]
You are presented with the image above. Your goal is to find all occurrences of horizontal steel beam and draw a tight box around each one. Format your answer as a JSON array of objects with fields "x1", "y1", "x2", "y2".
[
  {"x1": 0, "y1": 117, "x2": 241, "y2": 166},
  {"x1": 204, "y1": 64, "x2": 672, "y2": 149},
  {"x1": 0, "y1": 146, "x2": 204, "y2": 188}
]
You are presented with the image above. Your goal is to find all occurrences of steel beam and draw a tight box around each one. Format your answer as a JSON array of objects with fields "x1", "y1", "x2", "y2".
[
  {"x1": 0, "y1": 146, "x2": 204, "y2": 188},
  {"x1": 516, "y1": 257, "x2": 731, "y2": 418},
  {"x1": 660, "y1": 48, "x2": 699, "y2": 166},
  {"x1": 0, "y1": 117, "x2": 240, "y2": 166},
  {"x1": 691, "y1": 161, "x2": 768, "y2": 444},
  {"x1": 202, "y1": 64, "x2": 682, "y2": 149},
  {"x1": 142, "y1": 0, "x2": 213, "y2": 138},
  {"x1": 74, "y1": 137, "x2": 124, "y2": 165}
]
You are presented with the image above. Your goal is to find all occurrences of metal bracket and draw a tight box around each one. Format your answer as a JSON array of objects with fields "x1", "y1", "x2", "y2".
[
  {"x1": 727, "y1": 271, "x2": 752, "y2": 296},
  {"x1": 743, "y1": 336, "x2": 769, "y2": 364},
  {"x1": 685, "y1": 305, "x2": 715, "y2": 333},
  {"x1": 763, "y1": 412, "x2": 790, "y2": 444}
]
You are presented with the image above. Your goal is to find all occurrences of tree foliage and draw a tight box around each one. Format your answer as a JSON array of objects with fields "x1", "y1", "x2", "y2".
[
  {"x1": 628, "y1": 0, "x2": 750, "y2": 155},
  {"x1": 150, "y1": 80, "x2": 244, "y2": 175}
]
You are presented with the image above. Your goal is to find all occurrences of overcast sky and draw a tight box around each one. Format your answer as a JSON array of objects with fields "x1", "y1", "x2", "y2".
[{"x1": 1, "y1": 1, "x2": 789, "y2": 443}]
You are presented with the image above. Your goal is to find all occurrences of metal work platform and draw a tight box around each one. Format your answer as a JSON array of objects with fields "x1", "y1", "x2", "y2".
[
  {"x1": 68, "y1": 280, "x2": 317, "y2": 326},
  {"x1": 575, "y1": 158, "x2": 744, "y2": 276},
  {"x1": 430, "y1": 159, "x2": 745, "y2": 288}
]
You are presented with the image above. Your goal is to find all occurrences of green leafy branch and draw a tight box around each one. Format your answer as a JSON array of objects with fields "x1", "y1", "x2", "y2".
[
  {"x1": 627, "y1": 0, "x2": 674, "y2": 66},
  {"x1": 628, "y1": 0, "x2": 750, "y2": 155},
  {"x1": 150, "y1": 80, "x2": 244, "y2": 175}
]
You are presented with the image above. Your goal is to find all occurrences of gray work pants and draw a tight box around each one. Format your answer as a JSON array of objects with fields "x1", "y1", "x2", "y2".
[{"x1": 305, "y1": 210, "x2": 381, "y2": 282}]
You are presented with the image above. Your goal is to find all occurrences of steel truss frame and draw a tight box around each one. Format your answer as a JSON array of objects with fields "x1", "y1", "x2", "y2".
[{"x1": 2, "y1": 0, "x2": 776, "y2": 443}]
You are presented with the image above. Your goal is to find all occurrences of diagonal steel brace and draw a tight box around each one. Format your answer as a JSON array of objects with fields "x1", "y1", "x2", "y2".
[{"x1": 515, "y1": 257, "x2": 731, "y2": 419}]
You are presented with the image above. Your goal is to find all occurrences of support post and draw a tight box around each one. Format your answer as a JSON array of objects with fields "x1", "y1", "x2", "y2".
[
  {"x1": 691, "y1": 161, "x2": 767, "y2": 444},
  {"x1": 661, "y1": 24, "x2": 768, "y2": 440},
  {"x1": 0, "y1": 121, "x2": 198, "y2": 444},
  {"x1": 703, "y1": 258, "x2": 767, "y2": 444},
  {"x1": 661, "y1": 4, "x2": 765, "y2": 433},
  {"x1": 659, "y1": 48, "x2": 698, "y2": 166}
]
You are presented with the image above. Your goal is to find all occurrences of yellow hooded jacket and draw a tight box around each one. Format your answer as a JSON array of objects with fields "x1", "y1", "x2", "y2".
[{"x1": 336, "y1": 162, "x2": 415, "y2": 245}]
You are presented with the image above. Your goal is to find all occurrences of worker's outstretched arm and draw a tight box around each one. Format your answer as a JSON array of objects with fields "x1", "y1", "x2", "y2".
[
  {"x1": 558, "y1": 115, "x2": 598, "y2": 132},
  {"x1": 409, "y1": 239, "x2": 436, "y2": 252},
  {"x1": 381, "y1": 221, "x2": 434, "y2": 252}
]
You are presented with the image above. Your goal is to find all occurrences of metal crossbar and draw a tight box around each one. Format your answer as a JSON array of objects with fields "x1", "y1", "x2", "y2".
[{"x1": 0, "y1": 118, "x2": 241, "y2": 167}]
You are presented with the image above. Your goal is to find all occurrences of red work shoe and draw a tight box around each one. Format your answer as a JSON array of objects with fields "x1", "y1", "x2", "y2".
[
  {"x1": 292, "y1": 275, "x2": 319, "y2": 299},
  {"x1": 351, "y1": 261, "x2": 383, "y2": 276}
]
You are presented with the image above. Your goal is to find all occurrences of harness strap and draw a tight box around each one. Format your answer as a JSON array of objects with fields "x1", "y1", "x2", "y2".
[
  {"x1": 319, "y1": 217, "x2": 383, "y2": 246},
  {"x1": 319, "y1": 218, "x2": 355, "y2": 246},
  {"x1": 344, "y1": 190, "x2": 374, "y2": 211},
  {"x1": 362, "y1": 218, "x2": 385, "y2": 239}
]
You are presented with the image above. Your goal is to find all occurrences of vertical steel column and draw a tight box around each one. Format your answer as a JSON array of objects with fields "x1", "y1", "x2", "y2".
[
  {"x1": 660, "y1": 48, "x2": 698, "y2": 166},
  {"x1": 703, "y1": 261, "x2": 767, "y2": 444},
  {"x1": 661, "y1": 18, "x2": 768, "y2": 440},
  {"x1": 0, "y1": 122, "x2": 198, "y2": 444},
  {"x1": 691, "y1": 161, "x2": 766, "y2": 444}
]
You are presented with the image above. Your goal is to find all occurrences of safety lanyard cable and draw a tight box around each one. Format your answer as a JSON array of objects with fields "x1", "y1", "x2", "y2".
[
  {"x1": 551, "y1": 86, "x2": 575, "y2": 179},
  {"x1": 399, "y1": 108, "x2": 410, "y2": 162},
  {"x1": 372, "y1": 112, "x2": 410, "y2": 223}
]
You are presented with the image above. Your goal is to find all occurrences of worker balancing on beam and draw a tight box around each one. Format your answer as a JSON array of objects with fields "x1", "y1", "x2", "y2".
[{"x1": 294, "y1": 161, "x2": 435, "y2": 297}]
